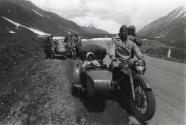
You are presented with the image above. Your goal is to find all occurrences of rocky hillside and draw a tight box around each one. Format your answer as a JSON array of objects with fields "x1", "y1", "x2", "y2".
[{"x1": 139, "y1": 6, "x2": 186, "y2": 48}]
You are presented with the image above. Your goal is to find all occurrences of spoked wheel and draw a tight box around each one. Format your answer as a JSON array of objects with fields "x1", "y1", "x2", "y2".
[{"x1": 129, "y1": 75, "x2": 155, "y2": 122}]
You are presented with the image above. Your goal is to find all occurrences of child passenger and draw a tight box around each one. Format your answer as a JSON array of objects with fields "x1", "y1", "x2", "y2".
[{"x1": 82, "y1": 52, "x2": 101, "y2": 67}]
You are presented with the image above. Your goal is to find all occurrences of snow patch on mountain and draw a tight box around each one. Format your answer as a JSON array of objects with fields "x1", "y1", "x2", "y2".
[
  {"x1": 155, "y1": 31, "x2": 169, "y2": 38},
  {"x1": 6, "y1": 27, "x2": 16, "y2": 34},
  {"x1": 32, "y1": 9, "x2": 44, "y2": 17},
  {"x1": 28, "y1": 27, "x2": 49, "y2": 36},
  {"x1": 2, "y1": 16, "x2": 21, "y2": 29},
  {"x1": 8, "y1": 30, "x2": 16, "y2": 34},
  {"x1": 168, "y1": 6, "x2": 186, "y2": 20},
  {"x1": 2, "y1": 16, "x2": 49, "y2": 36}
]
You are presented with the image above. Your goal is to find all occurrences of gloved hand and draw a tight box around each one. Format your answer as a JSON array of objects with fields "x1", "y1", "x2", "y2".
[
  {"x1": 112, "y1": 60, "x2": 119, "y2": 67},
  {"x1": 110, "y1": 55, "x2": 117, "y2": 61}
]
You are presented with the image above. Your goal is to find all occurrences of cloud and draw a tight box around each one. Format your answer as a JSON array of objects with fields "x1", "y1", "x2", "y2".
[
  {"x1": 72, "y1": 16, "x2": 121, "y2": 32},
  {"x1": 29, "y1": 0, "x2": 186, "y2": 33}
]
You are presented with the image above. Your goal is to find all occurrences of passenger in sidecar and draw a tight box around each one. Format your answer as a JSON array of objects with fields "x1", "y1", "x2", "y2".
[{"x1": 82, "y1": 52, "x2": 101, "y2": 68}]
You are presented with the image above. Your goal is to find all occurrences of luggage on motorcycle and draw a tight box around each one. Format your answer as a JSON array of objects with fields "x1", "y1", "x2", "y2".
[{"x1": 85, "y1": 70, "x2": 112, "y2": 96}]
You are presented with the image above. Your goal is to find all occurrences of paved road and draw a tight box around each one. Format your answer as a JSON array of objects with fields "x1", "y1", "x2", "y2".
[{"x1": 145, "y1": 56, "x2": 186, "y2": 125}]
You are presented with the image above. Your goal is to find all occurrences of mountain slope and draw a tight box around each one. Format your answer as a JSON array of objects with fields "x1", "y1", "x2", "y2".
[
  {"x1": 81, "y1": 25, "x2": 109, "y2": 34},
  {"x1": 139, "y1": 6, "x2": 186, "y2": 48},
  {"x1": 0, "y1": 0, "x2": 108, "y2": 36}
]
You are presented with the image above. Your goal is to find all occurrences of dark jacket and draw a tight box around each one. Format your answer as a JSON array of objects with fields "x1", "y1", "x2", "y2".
[{"x1": 128, "y1": 35, "x2": 142, "y2": 47}]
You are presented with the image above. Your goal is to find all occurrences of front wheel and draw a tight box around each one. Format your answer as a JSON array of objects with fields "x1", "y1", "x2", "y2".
[{"x1": 129, "y1": 75, "x2": 155, "y2": 122}]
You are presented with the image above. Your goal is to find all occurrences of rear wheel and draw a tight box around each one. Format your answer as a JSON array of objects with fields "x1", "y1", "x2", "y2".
[{"x1": 129, "y1": 75, "x2": 155, "y2": 121}]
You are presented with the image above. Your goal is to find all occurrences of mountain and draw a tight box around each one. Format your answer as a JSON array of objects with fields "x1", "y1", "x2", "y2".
[
  {"x1": 138, "y1": 6, "x2": 186, "y2": 48},
  {"x1": 81, "y1": 25, "x2": 109, "y2": 34},
  {"x1": 0, "y1": 0, "x2": 108, "y2": 36}
]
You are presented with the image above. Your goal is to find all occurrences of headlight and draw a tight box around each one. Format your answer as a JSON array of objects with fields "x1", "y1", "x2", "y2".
[
  {"x1": 134, "y1": 60, "x2": 146, "y2": 73},
  {"x1": 135, "y1": 65, "x2": 145, "y2": 72}
]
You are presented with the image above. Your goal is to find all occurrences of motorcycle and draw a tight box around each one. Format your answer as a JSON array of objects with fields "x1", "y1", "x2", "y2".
[{"x1": 72, "y1": 50, "x2": 155, "y2": 122}]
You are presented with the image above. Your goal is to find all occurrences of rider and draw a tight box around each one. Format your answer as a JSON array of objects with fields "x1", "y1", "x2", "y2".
[
  {"x1": 108, "y1": 25, "x2": 144, "y2": 61},
  {"x1": 44, "y1": 35, "x2": 55, "y2": 58},
  {"x1": 127, "y1": 25, "x2": 142, "y2": 47},
  {"x1": 106, "y1": 25, "x2": 144, "y2": 82},
  {"x1": 74, "y1": 34, "x2": 82, "y2": 57},
  {"x1": 127, "y1": 25, "x2": 142, "y2": 58}
]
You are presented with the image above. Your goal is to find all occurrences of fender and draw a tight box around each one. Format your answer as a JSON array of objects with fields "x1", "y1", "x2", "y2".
[
  {"x1": 134, "y1": 74, "x2": 152, "y2": 91},
  {"x1": 72, "y1": 63, "x2": 81, "y2": 85}
]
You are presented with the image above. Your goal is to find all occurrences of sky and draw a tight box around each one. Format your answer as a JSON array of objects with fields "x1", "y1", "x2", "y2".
[{"x1": 28, "y1": 0, "x2": 186, "y2": 33}]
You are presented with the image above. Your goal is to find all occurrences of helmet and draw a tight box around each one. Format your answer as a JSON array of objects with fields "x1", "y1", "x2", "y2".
[
  {"x1": 119, "y1": 25, "x2": 127, "y2": 33},
  {"x1": 128, "y1": 25, "x2": 136, "y2": 32},
  {"x1": 86, "y1": 52, "x2": 95, "y2": 61}
]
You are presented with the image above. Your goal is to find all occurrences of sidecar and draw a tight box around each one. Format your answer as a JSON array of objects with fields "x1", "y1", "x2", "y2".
[{"x1": 72, "y1": 44, "x2": 113, "y2": 96}]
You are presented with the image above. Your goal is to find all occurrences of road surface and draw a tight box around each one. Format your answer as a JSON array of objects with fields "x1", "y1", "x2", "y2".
[{"x1": 145, "y1": 56, "x2": 186, "y2": 125}]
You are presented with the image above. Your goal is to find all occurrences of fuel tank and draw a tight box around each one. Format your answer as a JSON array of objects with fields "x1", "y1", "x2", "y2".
[{"x1": 85, "y1": 70, "x2": 112, "y2": 96}]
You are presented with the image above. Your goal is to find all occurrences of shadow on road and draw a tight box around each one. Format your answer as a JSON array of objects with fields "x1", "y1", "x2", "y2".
[
  {"x1": 43, "y1": 55, "x2": 66, "y2": 60},
  {"x1": 78, "y1": 89, "x2": 131, "y2": 113},
  {"x1": 54, "y1": 55, "x2": 66, "y2": 60},
  {"x1": 77, "y1": 90, "x2": 148, "y2": 125},
  {"x1": 79, "y1": 96, "x2": 106, "y2": 113}
]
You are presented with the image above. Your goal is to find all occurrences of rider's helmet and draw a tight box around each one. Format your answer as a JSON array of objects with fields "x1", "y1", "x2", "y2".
[
  {"x1": 86, "y1": 52, "x2": 95, "y2": 61},
  {"x1": 128, "y1": 25, "x2": 136, "y2": 36}
]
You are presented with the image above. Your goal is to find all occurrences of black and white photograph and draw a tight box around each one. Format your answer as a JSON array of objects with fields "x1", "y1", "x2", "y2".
[{"x1": 0, "y1": 0, "x2": 185, "y2": 124}]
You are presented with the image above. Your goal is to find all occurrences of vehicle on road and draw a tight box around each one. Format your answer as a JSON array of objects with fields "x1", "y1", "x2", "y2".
[
  {"x1": 72, "y1": 46, "x2": 155, "y2": 122},
  {"x1": 53, "y1": 37, "x2": 66, "y2": 58},
  {"x1": 44, "y1": 46, "x2": 55, "y2": 59}
]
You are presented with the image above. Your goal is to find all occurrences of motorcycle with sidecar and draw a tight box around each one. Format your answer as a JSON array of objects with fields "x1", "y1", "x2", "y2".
[{"x1": 71, "y1": 46, "x2": 155, "y2": 122}]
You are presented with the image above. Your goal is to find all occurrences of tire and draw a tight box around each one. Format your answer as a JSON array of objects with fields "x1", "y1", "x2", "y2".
[
  {"x1": 71, "y1": 85, "x2": 79, "y2": 97},
  {"x1": 129, "y1": 75, "x2": 155, "y2": 121}
]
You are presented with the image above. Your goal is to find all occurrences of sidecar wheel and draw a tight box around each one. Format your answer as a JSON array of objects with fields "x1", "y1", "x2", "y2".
[{"x1": 129, "y1": 75, "x2": 155, "y2": 122}]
